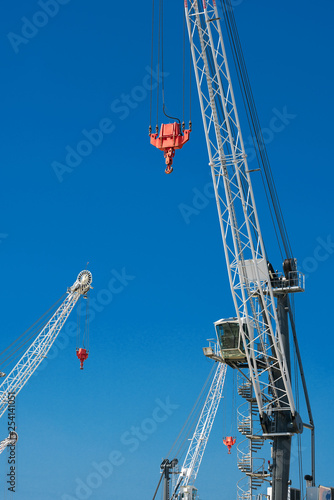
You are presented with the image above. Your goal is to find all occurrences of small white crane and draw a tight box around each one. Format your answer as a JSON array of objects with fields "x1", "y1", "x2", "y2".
[{"x1": 0, "y1": 269, "x2": 92, "y2": 446}]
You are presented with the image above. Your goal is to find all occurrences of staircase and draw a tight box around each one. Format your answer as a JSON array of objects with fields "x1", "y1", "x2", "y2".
[{"x1": 236, "y1": 378, "x2": 270, "y2": 500}]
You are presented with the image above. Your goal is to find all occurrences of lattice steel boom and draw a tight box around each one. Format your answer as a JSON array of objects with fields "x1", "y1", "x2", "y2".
[
  {"x1": 184, "y1": 2, "x2": 309, "y2": 499},
  {"x1": 184, "y1": 0, "x2": 301, "y2": 424},
  {"x1": 171, "y1": 361, "x2": 227, "y2": 499},
  {"x1": 0, "y1": 270, "x2": 92, "y2": 419},
  {"x1": 0, "y1": 431, "x2": 18, "y2": 456}
]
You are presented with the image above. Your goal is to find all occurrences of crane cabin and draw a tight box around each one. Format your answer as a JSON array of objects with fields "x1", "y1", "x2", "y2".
[
  {"x1": 214, "y1": 318, "x2": 249, "y2": 366},
  {"x1": 178, "y1": 485, "x2": 198, "y2": 500}
]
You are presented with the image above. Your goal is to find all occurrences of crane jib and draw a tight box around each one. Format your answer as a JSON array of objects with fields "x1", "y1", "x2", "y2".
[{"x1": 0, "y1": 270, "x2": 92, "y2": 419}]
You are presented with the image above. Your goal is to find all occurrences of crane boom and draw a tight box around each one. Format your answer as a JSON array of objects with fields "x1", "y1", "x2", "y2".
[
  {"x1": 0, "y1": 432, "x2": 18, "y2": 456},
  {"x1": 0, "y1": 270, "x2": 92, "y2": 419},
  {"x1": 172, "y1": 361, "x2": 227, "y2": 499},
  {"x1": 184, "y1": 0, "x2": 299, "y2": 421},
  {"x1": 183, "y1": 1, "x2": 306, "y2": 499}
]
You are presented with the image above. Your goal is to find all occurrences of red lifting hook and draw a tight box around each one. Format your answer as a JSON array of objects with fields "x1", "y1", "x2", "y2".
[
  {"x1": 150, "y1": 122, "x2": 191, "y2": 174},
  {"x1": 76, "y1": 348, "x2": 89, "y2": 370},
  {"x1": 223, "y1": 436, "x2": 236, "y2": 454}
]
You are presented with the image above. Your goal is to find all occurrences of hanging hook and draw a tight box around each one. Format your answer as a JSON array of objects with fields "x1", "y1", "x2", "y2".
[{"x1": 223, "y1": 436, "x2": 236, "y2": 454}]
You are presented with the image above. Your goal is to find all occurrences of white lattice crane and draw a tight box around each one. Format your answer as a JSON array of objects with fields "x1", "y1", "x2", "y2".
[
  {"x1": 154, "y1": 356, "x2": 227, "y2": 500},
  {"x1": 181, "y1": 2, "x2": 315, "y2": 499},
  {"x1": 0, "y1": 270, "x2": 92, "y2": 420},
  {"x1": 170, "y1": 359, "x2": 227, "y2": 500}
]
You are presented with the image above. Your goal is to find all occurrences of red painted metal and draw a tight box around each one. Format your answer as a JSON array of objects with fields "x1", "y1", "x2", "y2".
[
  {"x1": 223, "y1": 436, "x2": 236, "y2": 454},
  {"x1": 76, "y1": 348, "x2": 89, "y2": 370},
  {"x1": 150, "y1": 122, "x2": 191, "y2": 174}
]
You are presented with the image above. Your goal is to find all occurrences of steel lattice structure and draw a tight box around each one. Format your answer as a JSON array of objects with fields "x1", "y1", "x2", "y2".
[
  {"x1": 181, "y1": 362, "x2": 227, "y2": 487},
  {"x1": 0, "y1": 270, "x2": 92, "y2": 419},
  {"x1": 184, "y1": 0, "x2": 297, "y2": 420},
  {"x1": 170, "y1": 360, "x2": 227, "y2": 499},
  {"x1": 0, "y1": 432, "x2": 18, "y2": 456}
]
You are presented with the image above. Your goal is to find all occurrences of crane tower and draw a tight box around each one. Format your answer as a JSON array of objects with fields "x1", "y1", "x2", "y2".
[{"x1": 182, "y1": 1, "x2": 312, "y2": 499}]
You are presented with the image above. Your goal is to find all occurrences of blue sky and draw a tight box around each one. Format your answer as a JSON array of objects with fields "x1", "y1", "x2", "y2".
[{"x1": 0, "y1": 0, "x2": 333, "y2": 499}]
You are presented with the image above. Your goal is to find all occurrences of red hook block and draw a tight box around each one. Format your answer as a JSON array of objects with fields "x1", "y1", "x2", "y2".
[
  {"x1": 76, "y1": 348, "x2": 89, "y2": 370},
  {"x1": 223, "y1": 436, "x2": 236, "y2": 454},
  {"x1": 150, "y1": 122, "x2": 190, "y2": 174}
]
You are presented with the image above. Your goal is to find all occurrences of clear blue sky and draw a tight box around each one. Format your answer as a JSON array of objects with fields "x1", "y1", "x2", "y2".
[{"x1": 0, "y1": 1, "x2": 333, "y2": 499}]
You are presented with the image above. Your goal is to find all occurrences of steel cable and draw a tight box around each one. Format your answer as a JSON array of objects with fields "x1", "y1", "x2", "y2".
[
  {"x1": 221, "y1": 0, "x2": 293, "y2": 260},
  {"x1": 0, "y1": 293, "x2": 66, "y2": 370}
]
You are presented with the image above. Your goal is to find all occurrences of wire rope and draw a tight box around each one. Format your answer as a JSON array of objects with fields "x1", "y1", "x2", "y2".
[
  {"x1": 183, "y1": 11, "x2": 186, "y2": 126},
  {"x1": 156, "y1": 0, "x2": 161, "y2": 128},
  {"x1": 152, "y1": 471, "x2": 164, "y2": 500},
  {"x1": 0, "y1": 294, "x2": 66, "y2": 370},
  {"x1": 83, "y1": 293, "x2": 90, "y2": 350},
  {"x1": 76, "y1": 298, "x2": 81, "y2": 349},
  {"x1": 189, "y1": 35, "x2": 192, "y2": 125},
  {"x1": 149, "y1": 0, "x2": 155, "y2": 130},
  {"x1": 172, "y1": 386, "x2": 208, "y2": 461},
  {"x1": 160, "y1": 0, "x2": 180, "y2": 124},
  {"x1": 221, "y1": 0, "x2": 293, "y2": 261},
  {"x1": 165, "y1": 363, "x2": 215, "y2": 460},
  {"x1": 221, "y1": 0, "x2": 283, "y2": 259}
]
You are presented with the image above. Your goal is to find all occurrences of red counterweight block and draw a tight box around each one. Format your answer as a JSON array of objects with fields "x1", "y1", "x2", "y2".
[
  {"x1": 223, "y1": 436, "x2": 236, "y2": 454},
  {"x1": 150, "y1": 122, "x2": 191, "y2": 174},
  {"x1": 76, "y1": 348, "x2": 89, "y2": 370}
]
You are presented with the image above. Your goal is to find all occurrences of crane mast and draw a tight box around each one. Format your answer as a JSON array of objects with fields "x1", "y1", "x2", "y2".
[
  {"x1": 184, "y1": 1, "x2": 306, "y2": 499},
  {"x1": 0, "y1": 270, "x2": 92, "y2": 419}
]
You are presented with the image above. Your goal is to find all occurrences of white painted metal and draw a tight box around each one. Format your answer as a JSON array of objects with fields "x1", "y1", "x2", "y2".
[
  {"x1": 176, "y1": 361, "x2": 227, "y2": 492},
  {"x1": 0, "y1": 432, "x2": 18, "y2": 456},
  {"x1": 184, "y1": 0, "x2": 296, "y2": 418},
  {"x1": 0, "y1": 271, "x2": 92, "y2": 419},
  {"x1": 237, "y1": 377, "x2": 269, "y2": 499}
]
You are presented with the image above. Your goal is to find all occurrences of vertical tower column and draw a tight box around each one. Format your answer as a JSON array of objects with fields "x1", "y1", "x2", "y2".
[
  {"x1": 272, "y1": 294, "x2": 291, "y2": 500},
  {"x1": 162, "y1": 461, "x2": 171, "y2": 500}
]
